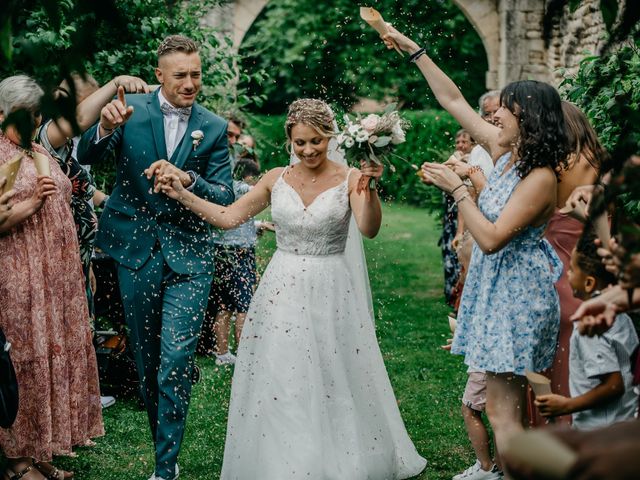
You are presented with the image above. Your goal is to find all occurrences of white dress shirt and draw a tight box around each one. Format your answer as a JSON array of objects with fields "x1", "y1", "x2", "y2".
[
  {"x1": 468, "y1": 144, "x2": 494, "y2": 177},
  {"x1": 158, "y1": 89, "x2": 191, "y2": 159}
]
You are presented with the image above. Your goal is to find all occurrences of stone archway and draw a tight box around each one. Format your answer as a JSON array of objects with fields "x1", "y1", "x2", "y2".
[
  {"x1": 206, "y1": 0, "x2": 513, "y2": 90},
  {"x1": 201, "y1": 0, "x2": 270, "y2": 48},
  {"x1": 205, "y1": 0, "x2": 607, "y2": 90},
  {"x1": 230, "y1": 0, "x2": 270, "y2": 48},
  {"x1": 451, "y1": 0, "x2": 500, "y2": 89}
]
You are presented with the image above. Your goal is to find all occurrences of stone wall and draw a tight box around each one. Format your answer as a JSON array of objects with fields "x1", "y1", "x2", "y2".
[
  {"x1": 546, "y1": 0, "x2": 608, "y2": 86},
  {"x1": 498, "y1": 0, "x2": 549, "y2": 85},
  {"x1": 452, "y1": 0, "x2": 500, "y2": 89}
]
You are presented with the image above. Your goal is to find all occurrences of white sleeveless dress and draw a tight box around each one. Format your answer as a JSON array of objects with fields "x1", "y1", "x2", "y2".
[{"x1": 220, "y1": 168, "x2": 427, "y2": 480}]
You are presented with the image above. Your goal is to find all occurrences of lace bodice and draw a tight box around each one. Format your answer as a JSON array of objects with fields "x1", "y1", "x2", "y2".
[{"x1": 271, "y1": 169, "x2": 352, "y2": 255}]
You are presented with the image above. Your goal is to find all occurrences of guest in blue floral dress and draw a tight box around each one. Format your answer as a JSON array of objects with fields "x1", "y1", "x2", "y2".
[
  {"x1": 454, "y1": 152, "x2": 563, "y2": 374},
  {"x1": 381, "y1": 26, "x2": 570, "y2": 457}
]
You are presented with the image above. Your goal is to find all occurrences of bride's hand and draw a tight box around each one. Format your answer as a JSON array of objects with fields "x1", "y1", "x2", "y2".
[
  {"x1": 158, "y1": 172, "x2": 187, "y2": 201},
  {"x1": 421, "y1": 162, "x2": 464, "y2": 194},
  {"x1": 360, "y1": 160, "x2": 384, "y2": 180},
  {"x1": 381, "y1": 24, "x2": 421, "y2": 55}
]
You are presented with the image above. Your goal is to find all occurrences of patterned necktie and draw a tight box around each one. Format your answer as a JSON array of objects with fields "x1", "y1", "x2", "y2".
[{"x1": 160, "y1": 102, "x2": 191, "y2": 122}]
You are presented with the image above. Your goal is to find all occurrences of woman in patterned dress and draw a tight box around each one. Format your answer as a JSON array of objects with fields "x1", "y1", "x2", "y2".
[
  {"x1": 0, "y1": 76, "x2": 103, "y2": 480},
  {"x1": 382, "y1": 28, "x2": 569, "y2": 455}
]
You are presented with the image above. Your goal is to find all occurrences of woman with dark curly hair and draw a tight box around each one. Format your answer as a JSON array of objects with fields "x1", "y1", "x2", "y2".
[{"x1": 382, "y1": 27, "x2": 568, "y2": 462}]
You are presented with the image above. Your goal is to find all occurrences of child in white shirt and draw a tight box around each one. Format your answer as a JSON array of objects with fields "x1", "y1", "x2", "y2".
[{"x1": 535, "y1": 227, "x2": 638, "y2": 429}]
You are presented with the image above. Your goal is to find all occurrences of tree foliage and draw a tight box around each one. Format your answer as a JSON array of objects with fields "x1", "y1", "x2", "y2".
[
  {"x1": 239, "y1": 0, "x2": 488, "y2": 114},
  {"x1": 562, "y1": 41, "x2": 640, "y2": 155},
  {"x1": 563, "y1": 34, "x2": 640, "y2": 221},
  {"x1": 1, "y1": 0, "x2": 268, "y2": 191},
  {"x1": 1, "y1": 0, "x2": 264, "y2": 120}
]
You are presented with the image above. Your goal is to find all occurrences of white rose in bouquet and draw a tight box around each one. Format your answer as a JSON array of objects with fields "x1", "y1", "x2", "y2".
[
  {"x1": 355, "y1": 130, "x2": 370, "y2": 143},
  {"x1": 344, "y1": 136, "x2": 355, "y2": 148},
  {"x1": 390, "y1": 121, "x2": 406, "y2": 145},
  {"x1": 348, "y1": 123, "x2": 361, "y2": 135}
]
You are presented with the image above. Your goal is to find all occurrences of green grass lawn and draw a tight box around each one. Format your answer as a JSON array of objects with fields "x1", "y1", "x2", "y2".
[{"x1": 48, "y1": 203, "x2": 476, "y2": 479}]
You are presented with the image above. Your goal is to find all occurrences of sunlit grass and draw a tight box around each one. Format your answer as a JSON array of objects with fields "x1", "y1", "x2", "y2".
[{"x1": 27, "y1": 203, "x2": 475, "y2": 479}]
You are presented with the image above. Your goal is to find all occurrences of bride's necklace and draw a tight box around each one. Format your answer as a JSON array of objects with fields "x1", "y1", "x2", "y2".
[{"x1": 291, "y1": 164, "x2": 326, "y2": 188}]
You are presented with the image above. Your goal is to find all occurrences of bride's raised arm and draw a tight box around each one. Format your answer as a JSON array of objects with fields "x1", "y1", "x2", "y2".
[
  {"x1": 153, "y1": 167, "x2": 282, "y2": 229},
  {"x1": 382, "y1": 25, "x2": 504, "y2": 159}
]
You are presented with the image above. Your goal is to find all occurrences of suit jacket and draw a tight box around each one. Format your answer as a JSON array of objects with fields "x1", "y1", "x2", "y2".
[{"x1": 77, "y1": 90, "x2": 234, "y2": 274}]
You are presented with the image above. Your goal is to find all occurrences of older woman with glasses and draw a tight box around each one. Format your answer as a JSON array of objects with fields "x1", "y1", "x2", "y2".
[{"x1": 0, "y1": 75, "x2": 103, "y2": 480}]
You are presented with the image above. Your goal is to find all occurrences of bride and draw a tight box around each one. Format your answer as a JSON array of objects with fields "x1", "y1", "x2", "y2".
[{"x1": 152, "y1": 99, "x2": 427, "y2": 479}]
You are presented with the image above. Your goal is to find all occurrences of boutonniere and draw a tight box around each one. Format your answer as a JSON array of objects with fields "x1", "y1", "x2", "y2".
[{"x1": 191, "y1": 130, "x2": 204, "y2": 151}]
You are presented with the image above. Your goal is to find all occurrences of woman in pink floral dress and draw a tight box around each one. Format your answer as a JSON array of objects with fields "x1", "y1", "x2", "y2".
[{"x1": 0, "y1": 75, "x2": 103, "y2": 479}]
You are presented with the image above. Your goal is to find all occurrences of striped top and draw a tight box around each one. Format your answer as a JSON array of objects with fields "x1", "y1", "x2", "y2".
[{"x1": 569, "y1": 312, "x2": 639, "y2": 430}]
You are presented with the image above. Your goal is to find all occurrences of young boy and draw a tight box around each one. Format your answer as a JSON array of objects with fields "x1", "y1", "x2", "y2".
[
  {"x1": 442, "y1": 330, "x2": 501, "y2": 480},
  {"x1": 535, "y1": 227, "x2": 639, "y2": 429},
  {"x1": 455, "y1": 369, "x2": 502, "y2": 480},
  {"x1": 208, "y1": 158, "x2": 263, "y2": 365}
]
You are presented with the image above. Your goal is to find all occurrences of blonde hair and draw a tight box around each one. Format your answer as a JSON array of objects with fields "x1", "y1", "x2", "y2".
[
  {"x1": 157, "y1": 35, "x2": 198, "y2": 59},
  {"x1": 285, "y1": 98, "x2": 335, "y2": 141}
]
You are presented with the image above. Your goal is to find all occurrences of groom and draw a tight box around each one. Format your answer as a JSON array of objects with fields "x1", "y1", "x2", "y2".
[{"x1": 78, "y1": 35, "x2": 233, "y2": 480}]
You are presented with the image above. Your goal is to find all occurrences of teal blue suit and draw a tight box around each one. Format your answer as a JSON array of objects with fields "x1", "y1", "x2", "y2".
[{"x1": 78, "y1": 90, "x2": 233, "y2": 479}]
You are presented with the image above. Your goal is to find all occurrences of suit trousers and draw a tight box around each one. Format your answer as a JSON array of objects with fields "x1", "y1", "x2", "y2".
[{"x1": 118, "y1": 245, "x2": 211, "y2": 479}]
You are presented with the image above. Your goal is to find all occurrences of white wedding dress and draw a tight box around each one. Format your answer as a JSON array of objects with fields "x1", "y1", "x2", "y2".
[{"x1": 220, "y1": 167, "x2": 427, "y2": 480}]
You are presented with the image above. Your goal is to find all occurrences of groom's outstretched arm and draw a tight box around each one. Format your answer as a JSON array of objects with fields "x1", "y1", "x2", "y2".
[
  {"x1": 76, "y1": 122, "x2": 123, "y2": 166},
  {"x1": 190, "y1": 126, "x2": 234, "y2": 206},
  {"x1": 77, "y1": 86, "x2": 131, "y2": 166}
]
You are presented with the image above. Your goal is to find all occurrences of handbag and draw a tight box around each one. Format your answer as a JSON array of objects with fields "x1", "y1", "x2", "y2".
[
  {"x1": 94, "y1": 329, "x2": 140, "y2": 397},
  {"x1": 0, "y1": 327, "x2": 19, "y2": 428}
]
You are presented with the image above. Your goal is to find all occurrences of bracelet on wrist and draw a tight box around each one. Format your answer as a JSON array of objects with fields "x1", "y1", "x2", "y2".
[
  {"x1": 113, "y1": 78, "x2": 120, "y2": 89},
  {"x1": 451, "y1": 184, "x2": 465, "y2": 195},
  {"x1": 454, "y1": 192, "x2": 471, "y2": 206},
  {"x1": 408, "y1": 47, "x2": 426, "y2": 63},
  {"x1": 100, "y1": 123, "x2": 115, "y2": 132},
  {"x1": 467, "y1": 165, "x2": 483, "y2": 177}
]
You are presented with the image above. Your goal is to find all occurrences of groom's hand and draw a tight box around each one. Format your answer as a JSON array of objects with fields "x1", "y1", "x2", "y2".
[
  {"x1": 99, "y1": 86, "x2": 134, "y2": 135},
  {"x1": 145, "y1": 160, "x2": 192, "y2": 192}
]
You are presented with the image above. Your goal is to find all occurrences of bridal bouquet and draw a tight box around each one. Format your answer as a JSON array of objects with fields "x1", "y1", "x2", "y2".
[{"x1": 336, "y1": 105, "x2": 410, "y2": 192}]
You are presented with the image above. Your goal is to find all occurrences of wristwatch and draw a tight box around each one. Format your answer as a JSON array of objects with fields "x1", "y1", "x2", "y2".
[{"x1": 186, "y1": 170, "x2": 199, "y2": 191}]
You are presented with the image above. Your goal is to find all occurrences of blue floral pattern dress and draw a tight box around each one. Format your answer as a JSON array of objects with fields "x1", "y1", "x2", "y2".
[{"x1": 451, "y1": 153, "x2": 562, "y2": 375}]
